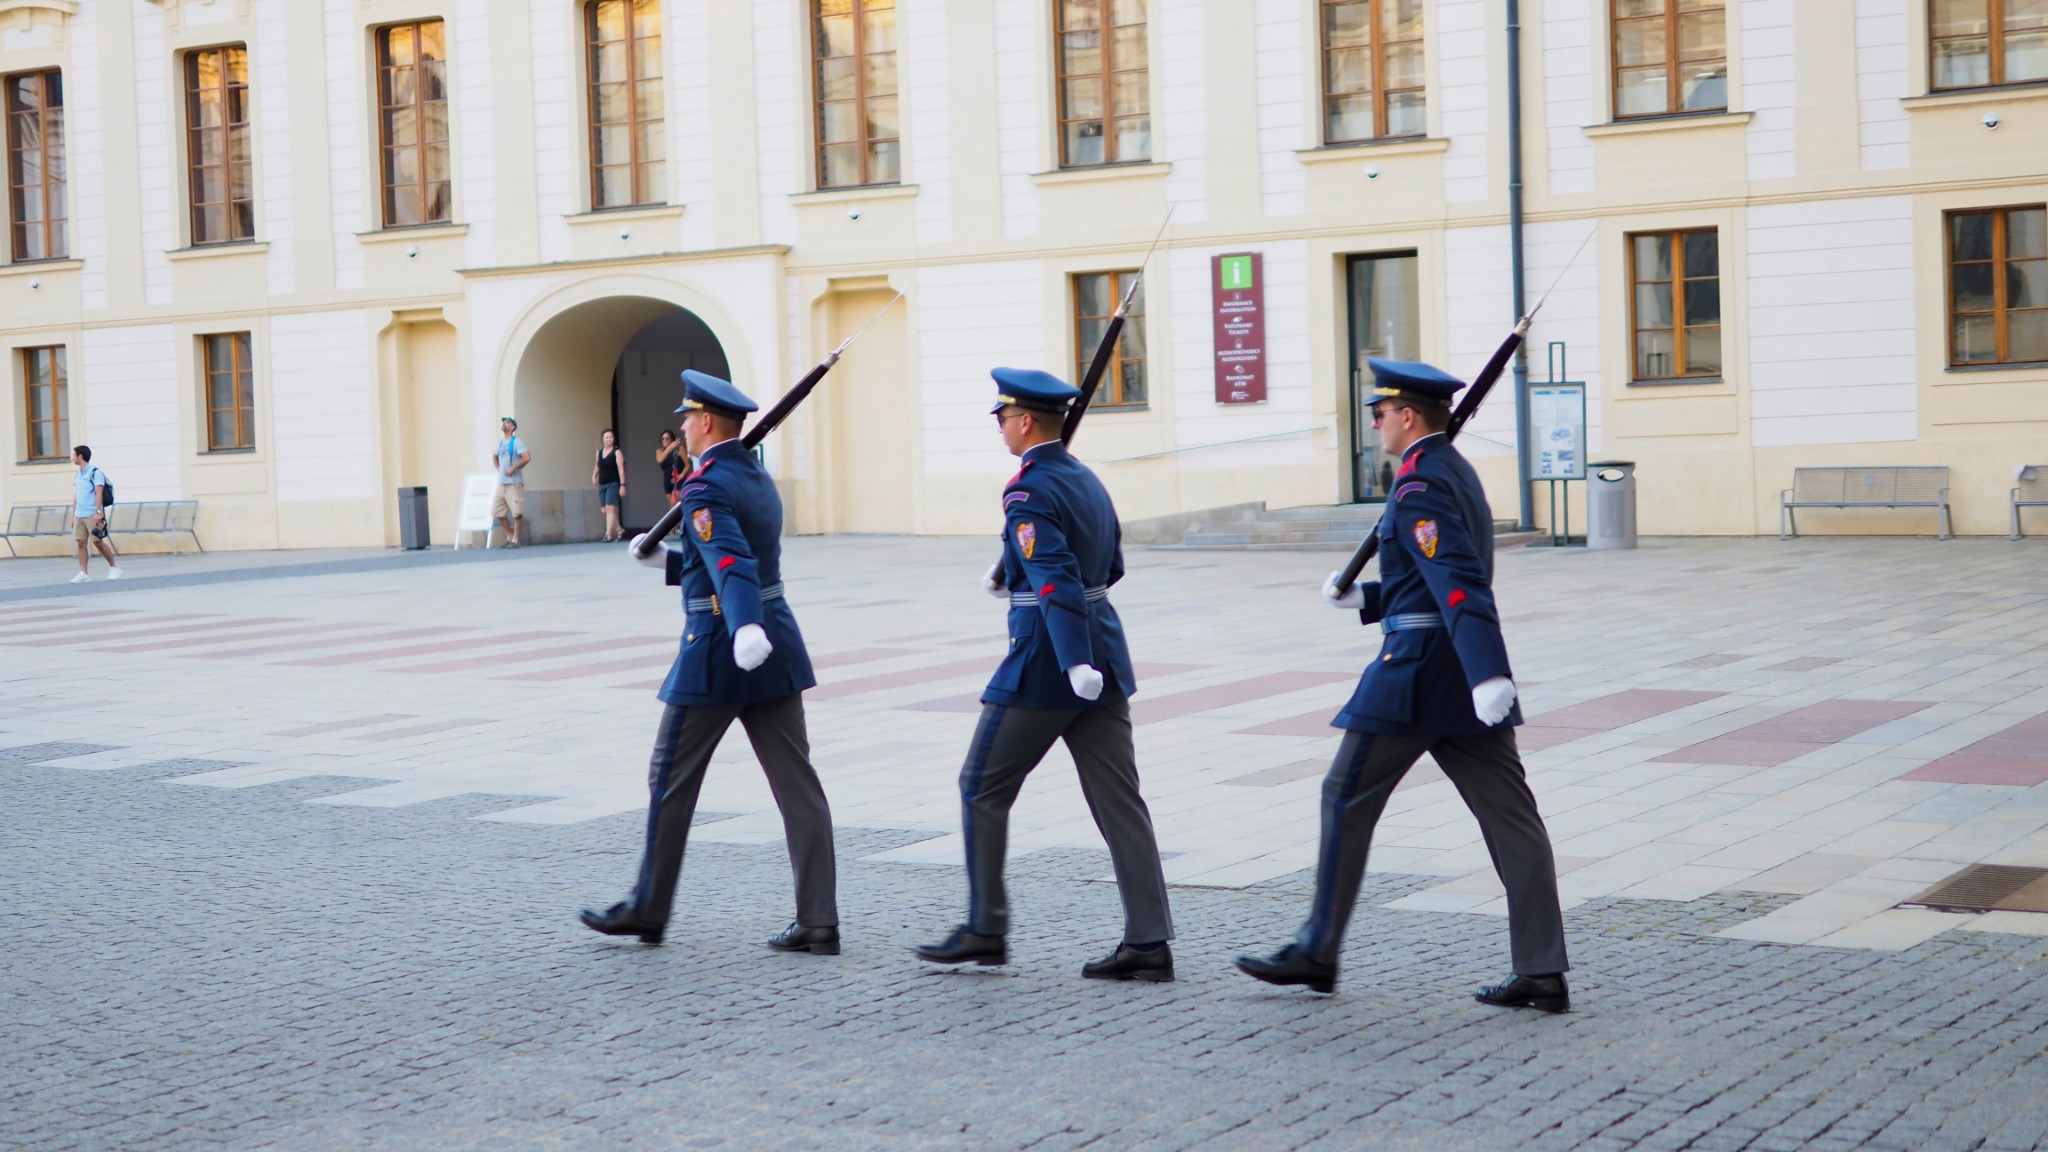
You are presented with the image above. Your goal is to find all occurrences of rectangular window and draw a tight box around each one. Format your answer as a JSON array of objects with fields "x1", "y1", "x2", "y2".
[
  {"x1": 586, "y1": 0, "x2": 665, "y2": 209},
  {"x1": 1950, "y1": 206, "x2": 2048, "y2": 366},
  {"x1": 1072, "y1": 271, "x2": 1147, "y2": 408},
  {"x1": 1629, "y1": 229, "x2": 1722, "y2": 381},
  {"x1": 185, "y1": 45, "x2": 254, "y2": 245},
  {"x1": 201, "y1": 333, "x2": 256, "y2": 452},
  {"x1": 1346, "y1": 252, "x2": 1420, "y2": 501},
  {"x1": 813, "y1": 0, "x2": 899, "y2": 189},
  {"x1": 1057, "y1": 0, "x2": 1150, "y2": 167},
  {"x1": 6, "y1": 70, "x2": 66, "y2": 262},
  {"x1": 1322, "y1": 0, "x2": 1425, "y2": 144},
  {"x1": 1612, "y1": 0, "x2": 1727, "y2": 118},
  {"x1": 1932, "y1": 1, "x2": 2048, "y2": 90},
  {"x1": 21, "y1": 345, "x2": 67, "y2": 463},
  {"x1": 377, "y1": 21, "x2": 451, "y2": 228}
]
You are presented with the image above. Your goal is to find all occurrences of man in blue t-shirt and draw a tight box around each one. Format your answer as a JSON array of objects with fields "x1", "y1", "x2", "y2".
[
  {"x1": 491, "y1": 417, "x2": 530, "y2": 547},
  {"x1": 70, "y1": 445, "x2": 121, "y2": 584}
]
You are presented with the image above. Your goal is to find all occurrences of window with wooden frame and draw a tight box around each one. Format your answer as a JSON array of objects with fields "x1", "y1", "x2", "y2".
[
  {"x1": 201, "y1": 333, "x2": 256, "y2": 452},
  {"x1": 1611, "y1": 0, "x2": 1727, "y2": 118},
  {"x1": 1322, "y1": 0, "x2": 1425, "y2": 144},
  {"x1": 1629, "y1": 229, "x2": 1721, "y2": 381},
  {"x1": 1949, "y1": 206, "x2": 2048, "y2": 367},
  {"x1": 377, "y1": 21, "x2": 451, "y2": 228},
  {"x1": 1056, "y1": 0, "x2": 1150, "y2": 167},
  {"x1": 184, "y1": 45, "x2": 254, "y2": 245},
  {"x1": 21, "y1": 345, "x2": 67, "y2": 463},
  {"x1": 6, "y1": 70, "x2": 66, "y2": 262},
  {"x1": 1072, "y1": 271, "x2": 1147, "y2": 408},
  {"x1": 586, "y1": 0, "x2": 664, "y2": 209},
  {"x1": 1931, "y1": 2, "x2": 2048, "y2": 91},
  {"x1": 813, "y1": 0, "x2": 898, "y2": 188}
]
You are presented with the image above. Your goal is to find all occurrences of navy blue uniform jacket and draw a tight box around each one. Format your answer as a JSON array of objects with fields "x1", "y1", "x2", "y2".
[
  {"x1": 983, "y1": 441, "x2": 1139, "y2": 710},
  {"x1": 1335, "y1": 432, "x2": 1522, "y2": 736},
  {"x1": 659, "y1": 439, "x2": 817, "y2": 706}
]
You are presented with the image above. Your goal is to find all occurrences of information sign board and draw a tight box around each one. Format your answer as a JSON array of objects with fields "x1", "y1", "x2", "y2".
[
  {"x1": 1211, "y1": 252, "x2": 1266, "y2": 404},
  {"x1": 1529, "y1": 383, "x2": 1587, "y2": 481},
  {"x1": 454, "y1": 473, "x2": 498, "y2": 549}
]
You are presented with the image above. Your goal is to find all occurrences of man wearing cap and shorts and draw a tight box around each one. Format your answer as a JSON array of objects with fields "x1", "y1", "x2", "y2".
[
  {"x1": 492, "y1": 417, "x2": 529, "y2": 547},
  {"x1": 580, "y1": 370, "x2": 840, "y2": 956},
  {"x1": 915, "y1": 367, "x2": 1175, "y2": 982},
  {"x1": 1236, "y1": 358, "x2": 1570, "y2": 1012}
]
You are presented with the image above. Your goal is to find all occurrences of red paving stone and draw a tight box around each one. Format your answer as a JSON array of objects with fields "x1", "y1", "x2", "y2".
[
  {"x1": 0, "y1": 614, "x2": 238, "y2": 644},
  {"x1": 1656, "y1": 699, "x2": 1930, "y2": 766},
  {"x1": 186, "y1": 627, "x2": 481, "y2": 661},
  {"x1": 496, "y1": 653, "x2": 678, "y2": 682},
  {"x1": 810, "y1": 647, "x2": 925, "y2": 670},
  {"x1": 273, "y1": 631, "x2": 579, "y2": 667},
  {"x1": 807, "y1": 658, "x2": 996, "y2": 701},
  {"x1": 394, "y1": 636, "x2": 672, "y2": 674},
  {"x1": 85, "y1": 621, "x2": 360, "y2": 653},
  {"x1": 1132, "y1": 672, "x2": 1353, "y2": 726},
  {"x1": 1902, "y1": 713, "x2": 2048, "y2": 786}
]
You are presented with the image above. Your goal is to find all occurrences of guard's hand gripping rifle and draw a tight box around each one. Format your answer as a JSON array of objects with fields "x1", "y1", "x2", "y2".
[{"x1": 633, "y1": 292, "x2": 904, "y2": 559}]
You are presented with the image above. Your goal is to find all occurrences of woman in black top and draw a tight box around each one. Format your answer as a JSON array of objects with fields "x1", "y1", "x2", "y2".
[
  {"x1": 655, "y1": 429, "x2": 689, "y2": 508},
  {"x1": 592, "y1": 429, "x2": 626, "y2": 542}
]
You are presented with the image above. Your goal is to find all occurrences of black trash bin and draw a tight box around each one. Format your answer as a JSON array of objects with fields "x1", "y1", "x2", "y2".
[{"x1": 397, "y1": 486, "x2": 431, "y2": 550}]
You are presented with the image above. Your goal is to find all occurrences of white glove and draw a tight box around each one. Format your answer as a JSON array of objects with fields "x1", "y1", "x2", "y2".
[
  {"x1": 983, "y1": 561, "x2": 1009, "y2": 600},
  {"x1": 1066, "y1": 664, "x2": 1104, "y2": 701},
  {"x1": 628, "y1": 534, "x2": 666, "y2": 569},
  {"x1": 1322, "y1": 570, "x2": 1365, "y2": 610},
  {"x1": 732, "y1": 623, "x2": 774, "y2": 671},
  {"x1": 1472, "y1": 676, "x2": 1517, "y2": 726}
]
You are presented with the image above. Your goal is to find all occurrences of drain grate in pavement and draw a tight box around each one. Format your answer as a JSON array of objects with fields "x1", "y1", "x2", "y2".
[{"x1": 1902, "y1": 864, "x2": 2048, "y2": 913}]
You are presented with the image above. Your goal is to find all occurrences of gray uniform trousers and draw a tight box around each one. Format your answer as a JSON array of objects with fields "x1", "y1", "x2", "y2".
[
  {"x1": 960, "y1": 696, "x2": 1174, "y2": 944},
  {"x1": 629, "y1": 694, "x2": 838, "y2": 928},
  {"x1": 1296, "y1": 725, "x2": 1569, "y2": 975}
]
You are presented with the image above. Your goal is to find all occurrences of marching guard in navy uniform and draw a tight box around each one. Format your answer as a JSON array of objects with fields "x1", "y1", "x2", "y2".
[
  {"x1": 580, "y1": 370, "x2": 840, "y2": 955},
  {"x1": 1237, "y1": 359, "x2": 1571, "y2": 1011},
  {"x1": 916, "y1": 369, "x2": 1176, "y2": 981}
]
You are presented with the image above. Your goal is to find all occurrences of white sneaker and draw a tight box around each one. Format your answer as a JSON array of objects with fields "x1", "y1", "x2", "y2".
[
  {"x1": 69, "y1": 572, "x2": 90, "y2": 584},
  {"x1": 107, "y1": 567, "x2": 123, "y2": 581}
]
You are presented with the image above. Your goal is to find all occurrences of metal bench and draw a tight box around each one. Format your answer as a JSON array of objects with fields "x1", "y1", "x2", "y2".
[
  {"x1": 106, "y1": 500, "x2": 204, "y2": 554},
  {"x1": 2014, "y1": 466, "x2": 2048, "y2": 540},
  {"x1": 0, "y1": 504, "x2": 74, "y2": 557},
  {"x1": 1780, "y1": 466, "x2": 1952, "y2": 540}
]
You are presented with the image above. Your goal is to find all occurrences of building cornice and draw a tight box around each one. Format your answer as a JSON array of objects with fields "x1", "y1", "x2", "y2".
[{"x1": 456, "y1": 244, "x2": 792, "y2": 280}]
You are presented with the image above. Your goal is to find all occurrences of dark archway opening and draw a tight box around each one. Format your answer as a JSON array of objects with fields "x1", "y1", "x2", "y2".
[{"x1": 611, "y1": 310, "x2": 728, "y2": 531}]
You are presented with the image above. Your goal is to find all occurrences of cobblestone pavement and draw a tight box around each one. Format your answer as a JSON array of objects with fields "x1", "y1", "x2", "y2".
[{"x1": 5, "y1": 535, "x2": 2048, "y2": 1149}]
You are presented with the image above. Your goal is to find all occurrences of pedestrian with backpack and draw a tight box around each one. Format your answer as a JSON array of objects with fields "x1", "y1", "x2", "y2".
[{"x1": 71, "y1": 445, "x2": 121, "y2": 584}]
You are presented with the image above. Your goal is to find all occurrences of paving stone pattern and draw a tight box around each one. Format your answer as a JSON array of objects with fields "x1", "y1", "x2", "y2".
[{"x1": 6, "y1": 759, "x2": 2048, "y2": 1152}]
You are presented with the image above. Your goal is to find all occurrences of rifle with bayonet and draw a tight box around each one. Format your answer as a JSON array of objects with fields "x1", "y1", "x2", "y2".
[{"x1": 633, "y1": 291, "x2": 904, "y2": 559}]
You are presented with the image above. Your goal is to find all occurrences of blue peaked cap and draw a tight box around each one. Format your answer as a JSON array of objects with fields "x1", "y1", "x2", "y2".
[
  {"x1": 990, "y1": 367, "x2": 1080, "y2": 415},
  {"x1": 1367, "y1": 358, "x2": 1465, "y2": 408},
  {"x1": 675, "y1": 369, "x2": 758, "y2": 418}
]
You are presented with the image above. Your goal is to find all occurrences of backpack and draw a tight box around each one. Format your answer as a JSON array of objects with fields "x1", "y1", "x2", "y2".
[{"x1": 91, "y1": 466, "x2": 113, "y2": 508}]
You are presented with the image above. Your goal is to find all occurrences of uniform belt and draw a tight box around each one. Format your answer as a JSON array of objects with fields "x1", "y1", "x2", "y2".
[
  {"x1": 686, "y1": 582, "x2": 784, "y2": 615},
  {"x1": 1009, "y1": 584, "x2": 1111, "y2": 607},
  {"x1": 1381, "y1": 612, "x2": 1445, "y2": 632}
]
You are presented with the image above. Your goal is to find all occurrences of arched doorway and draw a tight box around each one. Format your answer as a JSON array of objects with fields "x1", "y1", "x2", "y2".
[{"x1": 510, "y1": 296, "x2": 729, "y2": 538}]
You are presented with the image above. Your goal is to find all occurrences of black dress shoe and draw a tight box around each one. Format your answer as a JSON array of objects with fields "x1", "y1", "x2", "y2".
[
  {"x1": 1475, "y1": 973, "x2": 1569, "y2": 1013},
  {"x1": 767, "y1": 922, "x2": 841, "y2": 955},
  {"x1": 1235, "y1": 944, "x2": 1337, "y2": 994},
  {"x1": 579, "y1": 902, "x2": 664, "y2": 944},
  {"x1": 1082, "y1": 941, "x2": 1174, "y2": 982},
  {"x1": 915, "y1": 925, "x2": 1007, "y2": 966}
]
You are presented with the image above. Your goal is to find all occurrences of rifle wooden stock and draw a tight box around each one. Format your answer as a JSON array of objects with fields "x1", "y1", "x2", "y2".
[{"x1": 1330, "y1": 318, "x2": 1531, "y2": 594}]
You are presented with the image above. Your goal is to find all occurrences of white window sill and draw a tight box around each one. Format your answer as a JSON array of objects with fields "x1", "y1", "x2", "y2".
[
  {"x1": 1902, "y1": 83, "x2": 2048, "y2": 111},
  {"x1": 356, "y1": 223, "x2": 469, "y2": 244},
  {"x1": 789, "y1": 183, "x2": 919, "y2": 205},
  {"x1": 1032, "y1": 162, "x2": 1171, "y2": 188},
  {"x1": 167, "y1": 242, "x2": 268, "y2": 262},
  {"x1": 1581, "y1": 111, "x2": 1753, "y2": 138},
  {"x1": 568, "y1": 204, "x2": 685, "y2": 224},
  {"x1": 0, "y1": 258, "x2": 82, "y2": 279},
  {"x1": 1295, "y1": 138, "x2": 1450, "y2": 163}
]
